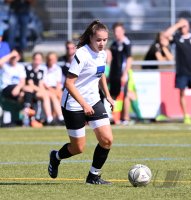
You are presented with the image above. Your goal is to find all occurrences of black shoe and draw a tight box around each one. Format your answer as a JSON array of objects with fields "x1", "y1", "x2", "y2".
[
  {"x1": 86, "y1": 172, "x2": 112, "y2": 185},
  {"x1": 55, "y1": 119, "x2": 65, "y2": 126},
  {"x1": 44, "y1": 120, "x2": 56, "y2": 126},
  {"x1": 48, "y1": 150, "x2": 60, "y2": 179}
]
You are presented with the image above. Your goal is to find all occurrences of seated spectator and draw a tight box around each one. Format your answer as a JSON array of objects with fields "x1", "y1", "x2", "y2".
[
  {"x1": 23, "y1": 52, "x2": 54, "y2": 127},
  {"x1": 58, "y1": 41, "x2": 76, "y2": 87},
  {"x1": 0, "y1": 29, "x2": 11, "y2": 58},
  {"x1": 142, "y1": 31, "x2": 174, "y2": 69},
  {"x1": 0, "y1": 50, "x2": 25, "y2": 101},
  {"x1": 0, "y1": 50, "x2": 35, "y2": 126},
  {"x1": 43, "y1": 52, "x2": 64, "y2": 125}
]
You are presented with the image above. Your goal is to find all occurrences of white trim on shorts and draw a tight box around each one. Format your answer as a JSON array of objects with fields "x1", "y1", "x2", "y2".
[
  {"x1": 88, "y1": 118, "x2": 110, "y2": 129},
  {"x1": 67, "y1": 127, "x2": 85, "y2": 138},
  {"x1": 67, "y1": 118, "x2": 110, "y2": 138}
]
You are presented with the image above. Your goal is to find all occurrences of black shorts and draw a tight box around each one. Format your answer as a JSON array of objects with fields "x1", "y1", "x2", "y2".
[
  {"x1": 175, "y1": 74, "x2": 191, "y2": 89},
  {"x1": 62, "y1": 100, "x2": 109, "y2": 130},
  {"x1": 2, "y1": 85, "x2": 19, "y2": 100}
]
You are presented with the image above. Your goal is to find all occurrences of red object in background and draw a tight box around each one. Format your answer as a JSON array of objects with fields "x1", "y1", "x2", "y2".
[
  {"x1": 160, "y1": 72, "x2": 191, "y2": 118},
  {"x1": 112, "y1": 84, "x2": 125, "y2": 124}
]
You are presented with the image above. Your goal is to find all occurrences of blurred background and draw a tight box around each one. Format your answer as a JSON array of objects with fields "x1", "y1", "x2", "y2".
[{"x1": 1, "y1": 0, "x2": 191, "y2": 56}]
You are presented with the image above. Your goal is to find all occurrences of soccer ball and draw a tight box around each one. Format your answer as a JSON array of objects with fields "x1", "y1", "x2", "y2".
[{"x1": 128, "y1": 164, "x2": 152, "y2": 187}]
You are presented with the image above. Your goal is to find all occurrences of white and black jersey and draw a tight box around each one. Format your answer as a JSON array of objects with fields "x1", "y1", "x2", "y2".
[
  {"x1": 1, "y1": 62, "x2": 26, "y2": 89},
  {"x1": 61, "y1": 44, "x2": 107, "y2": 111},
  {"x1": 25, "y1": 65, "x2": 44, "y2": 86},
  {"x1": 173, "y1": 32, "x2": 191, "y2": 76}
]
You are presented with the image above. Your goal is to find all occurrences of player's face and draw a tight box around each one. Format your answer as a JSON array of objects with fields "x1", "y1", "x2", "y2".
[
  {"x1": 47, "y1": 54, "x2": 57, "y2": 67},
  {"x1": 113, "y1": 26, "x2": 125, "y2": 41},
  {"x1": 67, "y1": 43, "x2": 76, "y2": 56},
  {"x1": 33, "y1": 54, "x2": 43, "y2": 67},
  {"x1": 89, "y1": 30, "x2": 108, "y2": 52},
  {"x1": 160, "y1": 33, "x2": 169, "y2": 47},
  {"x1": 180, "y1": 21, "x2": 190, "y2": 35}
]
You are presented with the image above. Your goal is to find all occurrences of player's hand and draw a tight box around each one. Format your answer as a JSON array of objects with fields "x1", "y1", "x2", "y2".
[
  {"x1": 121, "y1": 73, "x2": 128, "y2": 85},
  {"x1": 82, "y1": 103, "x2": 95, "y2": 116},
  {"x1": 106, "y1": 96, "x2": 115, "y2": 111},
  {"x1": 178, "y1": 18, "x2": 188, "y2": 28}
]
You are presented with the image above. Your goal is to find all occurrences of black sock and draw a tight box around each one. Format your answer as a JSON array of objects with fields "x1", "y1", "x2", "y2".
[
  {"x1": 58, "y1": 143, "x2": 73, "y2": 159},
  {"x1": 92, "y1": 144, "x2": 110, "y2": 169}
]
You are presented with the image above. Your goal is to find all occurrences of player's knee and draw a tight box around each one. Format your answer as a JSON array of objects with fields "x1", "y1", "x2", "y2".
[
  {"x1": 71, "y1": 144, "x2": 85, "y2": 155},
  {"x1": 101, "y1": 137, "x2": 113, "y2": 148}
]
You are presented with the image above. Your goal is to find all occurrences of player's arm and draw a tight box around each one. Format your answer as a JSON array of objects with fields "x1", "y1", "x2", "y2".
[
  {"x1": 121, "y1": 56, "x2": 132, "y2": 84},
  {"x1": 164, "y1": 19, "x2": 186, "y2": 38},
  {"x1": 161, "y1": 46, "x2": 174, "y2": 60},
  {"x1": 155, "y1": 48, "x2": 173, "y2": 61},
  {"x1": 65, "y1": 73, "x2": 95, "y2": 115},
  {"x1": 0, "y1": 50, "x2": 18, "y2": 67},
  {"x1": 12, "y1": 78, "x2": 26, "y2": 96}
]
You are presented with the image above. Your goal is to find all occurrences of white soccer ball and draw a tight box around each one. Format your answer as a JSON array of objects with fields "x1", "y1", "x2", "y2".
[{"x1": 128, "y1": 164, "x2": 152, "y2": 187}]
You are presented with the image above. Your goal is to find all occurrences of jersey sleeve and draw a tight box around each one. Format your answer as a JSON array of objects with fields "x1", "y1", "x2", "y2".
[
  {"x1": 68, "y1": 49, "x2": 85, "y2": 76},
  {"x1": 124, "y1": 43, "x2": 131, "y2": 58}
]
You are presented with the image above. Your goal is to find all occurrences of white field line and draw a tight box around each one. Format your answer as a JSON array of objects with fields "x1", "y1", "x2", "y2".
[{"x1": 0, "y1": 157, "x2": 191, "y2": 165}]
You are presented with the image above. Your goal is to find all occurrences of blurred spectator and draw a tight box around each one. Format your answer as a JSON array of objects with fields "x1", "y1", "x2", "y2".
[
  {"x1": 58, "y1": 41, "x2": 76, "y2": 87},
  {"x1": 0, "y1": 50, "x2": 34, "y2": 126},
  {"x1": 109, "y1": 22, "x2": 132, "y2": 125},
  {"x1": 164, "y1": 18, "x2": 191, "y2": 124},
  {"x1": 43, "y1": 52, "x2": 64, "y2": 125},
  {"x1": 5, "y1": 0, "x2": 35, "y2": 52},
  {"x1": 0, "y1": 29, "x2": 10, "y2": 58},
  {"x1": 0, "y1": 50, "x2": 25, "y2": 101},
  {"x1": 142, "y1": 31, "x2": 174, "y2": 69},
  {"x1": 23, "y1": 52, "x2": 54, "y2": 127}
]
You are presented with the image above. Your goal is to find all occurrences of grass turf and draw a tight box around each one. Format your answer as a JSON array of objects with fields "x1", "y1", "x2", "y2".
[{"x1": 0, "y1": 124, "x2": 191, "y2": 200}]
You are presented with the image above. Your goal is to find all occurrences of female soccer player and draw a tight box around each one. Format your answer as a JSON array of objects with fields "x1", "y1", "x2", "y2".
[{"x1": 48, "y1": 20, "x2": 114, "y2": 184}]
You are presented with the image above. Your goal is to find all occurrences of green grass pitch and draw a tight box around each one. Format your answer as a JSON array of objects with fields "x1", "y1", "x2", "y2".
[{"x1": 0, "y1": 124, "x2": 191, "y2": 200}]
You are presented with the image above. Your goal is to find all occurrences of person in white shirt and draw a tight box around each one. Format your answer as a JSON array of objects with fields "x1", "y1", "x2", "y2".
[
  {"x1": 1, "y1": 50, "x2": 26, "y2": 102},
  {"x1": 48, "y1": 20, "x2": 114, "y2": 184},
  {"x1": 43, "y1": 52, "x2": 64, "y2": 125},
  {"x1": 0, "y1": 50, "x2": 36, "y2": 126}
]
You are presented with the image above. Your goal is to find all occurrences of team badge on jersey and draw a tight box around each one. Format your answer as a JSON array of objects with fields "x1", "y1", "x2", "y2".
[{"x1": 96, "y1": 66, "x2": 105, "y2": 77}]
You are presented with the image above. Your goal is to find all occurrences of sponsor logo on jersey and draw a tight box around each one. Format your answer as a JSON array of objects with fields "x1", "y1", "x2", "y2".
[{"x1": 96, "y1": 65, "x2": 105, "y2": 77}]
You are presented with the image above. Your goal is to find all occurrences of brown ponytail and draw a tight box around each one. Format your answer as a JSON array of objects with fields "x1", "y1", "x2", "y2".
[{"x1": 76, "y1": 20, "x2": 109, "y2": 49}]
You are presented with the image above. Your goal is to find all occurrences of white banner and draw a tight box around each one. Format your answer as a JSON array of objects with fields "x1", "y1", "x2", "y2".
[{"x1": 133, "y1": 71, "x2": 161, "y2": 119}]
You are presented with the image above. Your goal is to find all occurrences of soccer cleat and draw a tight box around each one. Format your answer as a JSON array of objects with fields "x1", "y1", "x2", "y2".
[
  {"x1": 86, "y1": 172, "x2": 112, "y2": 185},
  {"x1": 48, "y1": 150, "x2": 60, "y2": 179}
]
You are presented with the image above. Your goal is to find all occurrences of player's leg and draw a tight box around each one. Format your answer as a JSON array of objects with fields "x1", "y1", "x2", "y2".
[
  {"x1": 121, "y1": 83, "x2": 131, "y2": 124},
  {"x1": 175, "y1": 75, "x2": 191, "y2": 124},
  {"x1": 86, "y1": 101, "x2": 113, "y2": 184},
  {"x1": 48, "y1": 108, "x2": 86, "y2": 179},
  {"x1": 36, "y1": 89, "x2": 54, "y2": 124},
  {"x1": 48, "y1": 135, "x2": 86, "y2": 179},
  {"x1": 48, "y1": 91, "x2": 64, "y2": 123}
]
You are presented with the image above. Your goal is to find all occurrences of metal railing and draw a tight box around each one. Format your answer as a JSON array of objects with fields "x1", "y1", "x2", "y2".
[{"x1": 32, "y1": 0, "x2": 191, "y2": 45}]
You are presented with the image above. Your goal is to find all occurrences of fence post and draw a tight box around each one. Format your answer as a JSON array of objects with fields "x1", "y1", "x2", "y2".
[
  {"x1": 67, "y1": 0, "x2": 73, "y2": 41},
  {"x1": 170, "y1": 0, "x2": 176, "y2": 25}
]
